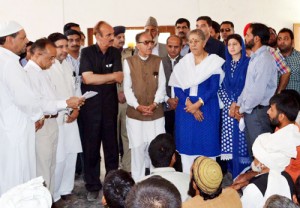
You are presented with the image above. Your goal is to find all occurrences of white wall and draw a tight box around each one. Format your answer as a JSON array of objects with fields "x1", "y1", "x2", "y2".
[{"x1": 0, "y1": 0, "x2": 299, "y2": 41}]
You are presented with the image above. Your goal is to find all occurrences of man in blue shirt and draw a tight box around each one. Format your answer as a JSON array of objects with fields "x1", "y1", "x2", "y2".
[{"x1": 235, "y1": 23, "x2": 277, "y2": 155}]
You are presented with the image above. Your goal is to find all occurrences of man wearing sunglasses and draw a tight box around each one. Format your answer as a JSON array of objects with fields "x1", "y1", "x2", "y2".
[
  {"x1": 123, "y1": 31, "x2": 166, "y2": 182},
  {"x1": 220, "y1": 21, "x2": 235, "y2": 44}
]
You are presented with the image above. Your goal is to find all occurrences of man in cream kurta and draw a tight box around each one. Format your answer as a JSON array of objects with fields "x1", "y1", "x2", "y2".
[
  {"x1": 124, "y1": 32, "x2": 166, "y2": 181},
  {"x1": 25, "y1": 38, "x2": 84, "y2": 196},
  {"x1": 0, "y1": 21, "x2": 43, "y2": 196},
  {"x1": 47, "y1": 33, "x2": 82, "y2": 203}
]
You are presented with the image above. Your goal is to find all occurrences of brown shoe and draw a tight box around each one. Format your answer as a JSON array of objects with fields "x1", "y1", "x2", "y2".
[
  {"x1": 52, "y1": 199, "x2": 66, "y2": 208},
  {"x1": 61, "y1": 194, "x2": 76, "y2": 202}
]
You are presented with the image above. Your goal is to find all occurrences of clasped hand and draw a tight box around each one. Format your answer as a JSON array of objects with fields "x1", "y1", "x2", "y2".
[
  {"x1": 137, "y1": 103, "x2": 157, "y2": 116},
  {"x1": 185, "y1": 99, "x2": 204, "y2": 122}
]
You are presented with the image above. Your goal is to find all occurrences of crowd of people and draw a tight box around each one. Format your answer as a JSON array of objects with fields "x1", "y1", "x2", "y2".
[{"x1": 0, "y1": 14, "x2": 300, "y2": 208}]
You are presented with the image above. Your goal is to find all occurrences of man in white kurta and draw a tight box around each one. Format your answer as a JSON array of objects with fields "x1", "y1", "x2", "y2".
[
  {"x1": 25, "y1": 38, "x2": 84, "y2": 196},
  {"x1": 0, "y1": 21, "x2": 43, "y2": 196},
  {"x1": 123, "y1": 32, "x2": 166, "y2": 181},
  {"x1": 47, "y1": 33, "x2": 82, "y2": 203}
]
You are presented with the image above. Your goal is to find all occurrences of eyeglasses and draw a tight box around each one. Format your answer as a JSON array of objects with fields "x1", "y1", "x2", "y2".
[
  {"x1": 220, "y1": 28, "x2": 232, "y2": 33},
  {"x1": 138, "y1": 40, "x2": 155, "y2": 45}
]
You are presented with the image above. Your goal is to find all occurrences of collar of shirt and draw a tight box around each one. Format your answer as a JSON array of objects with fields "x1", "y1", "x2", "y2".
[
  {"x1": 138, "y1": 54, "x2": 149, "y2": 61},
  {"x1": 168, "y1": 54, "x2": 179, "y2": 62},
  {"x1": 151, "y1": 167, "x2": 176, "y2": 174},
  {"x1": 250, "y1": 45, "x2": 267, "y2": 60},
  {"x1": 26, "y1": 60, "x2": 43, "y2": 72}
]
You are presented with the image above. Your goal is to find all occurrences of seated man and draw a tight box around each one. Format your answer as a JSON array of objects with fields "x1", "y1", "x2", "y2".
[
  {"x1": 102, "y1": 169, "x2": 135, "y2": 208},
  {"x1": 183, "y1": 156, "x2": 242, "y2": 208},
  {"x1": 125, "y1": 175, "x2": 181, "y2": 208},
  {"x1": 140, "y1": 133, "x2": 190, "y2": 201},
  {"x1": 241, "y1": 126, "x2": 300, "y2": 208}
]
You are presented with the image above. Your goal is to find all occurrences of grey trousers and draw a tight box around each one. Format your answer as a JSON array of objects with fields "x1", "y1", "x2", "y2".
[{"x1": 244, "y1": 106, "x2": 273, "y2": 156}]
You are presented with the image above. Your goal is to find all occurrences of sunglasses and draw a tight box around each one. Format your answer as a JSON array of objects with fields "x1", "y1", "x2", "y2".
[
  {"x1": 138, "y1": 40, "x2": 155, "y2": 45},
  {"x1": 220, "y1": 28, "x2": 232, "y2": 33}
]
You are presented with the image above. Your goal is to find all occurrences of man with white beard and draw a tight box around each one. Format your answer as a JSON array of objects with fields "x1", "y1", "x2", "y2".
[
  {"x1": 0, "y1": 21, "x2": 44, "y2": 196},
  {"x1": 47, "y1": 33, "x2": 83, "y2": 207}
]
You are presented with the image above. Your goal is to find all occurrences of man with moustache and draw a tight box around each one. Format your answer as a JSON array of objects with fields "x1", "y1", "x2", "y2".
[
  {"x1": 162, "y1": 35, "x2": 181, "y2": 135},
  {"x1": 113, "y1": 26, "x2": 133, "y2": 173},
  {"x1": 277, "y1": 28, "x2": 300, "y2": 93},
  {"x1": 175, "y1": 18, "x2": 190, "y2": 56},
  {"x1": 235, "y1": 23, "x2": 277, "y2": 155},
  {"x1": 144, "y1": 16, "x2": 168, "y2": 57},
  {"x1": 220, "y1": 21, "x2": 234, "y2": 44},
  {"x1": 124, "y1": 31, "x2": 166, "y2": 181},
  {"x1": 25, "y1": 38, "x2": 84, "y2": 196},
  {"x1": 0, "y1": 21, "x2": 44, "y2": 196},
  {"x1": 47, "y1": 33, "x2": 82, "y2": 206},
  {"x1": 196, "y1": 16, "x2": 225, "y2": 59},
  {"x1": 79, "y1": 21, "x2": 123, "y2": 201}
]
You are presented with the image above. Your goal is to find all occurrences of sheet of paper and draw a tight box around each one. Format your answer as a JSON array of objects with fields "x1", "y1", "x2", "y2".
[{"x1": 81, "y1": 91, "x2": 98, "y2": 99}]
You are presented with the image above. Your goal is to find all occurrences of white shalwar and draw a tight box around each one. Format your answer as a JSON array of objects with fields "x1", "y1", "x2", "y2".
[
  {"x1": 46, "y1": 60, "x2": 82, "y2": 202},
  {"x1": 0, "y1": 47, "x2": 43, "y2": 196},
  {"x1": 123, "y1": 57, "x2": 166, "y2": 181}
]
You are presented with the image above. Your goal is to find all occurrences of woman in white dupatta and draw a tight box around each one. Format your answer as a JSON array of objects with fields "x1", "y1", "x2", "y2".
[{"x1": 169, "y1": 29, "x2": 225, "y2": 173}]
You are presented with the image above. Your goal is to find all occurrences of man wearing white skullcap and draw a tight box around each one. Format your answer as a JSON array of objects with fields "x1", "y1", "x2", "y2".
[
  {"x1": 241, "y1": 93, "x2": 300, "y2": 208},
  {"x1": 0, "y1": 21, "x2": 44, "y2": 196}
]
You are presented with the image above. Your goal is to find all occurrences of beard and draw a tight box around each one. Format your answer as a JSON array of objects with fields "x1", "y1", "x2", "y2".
[
  {"x1": 245, "y1": 39, "x2": 254, "y2": 49},
  {"x1": 153, "y1": 35, "x2": 159, "y2": 45},
  {"x1": 270, "y1": 116, "x2": 280, "y2": 126},
  {"x1": 278, "y1": 45, "x2": 292, "y2": 54}
]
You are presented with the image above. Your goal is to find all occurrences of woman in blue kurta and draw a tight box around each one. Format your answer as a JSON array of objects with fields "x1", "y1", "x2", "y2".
[
  {"x1": 169, "y1": 29, "x2": 225, "y2": 173},
  {"x1": 218, "y1": 34, "x2": 251, "y2": 179}
]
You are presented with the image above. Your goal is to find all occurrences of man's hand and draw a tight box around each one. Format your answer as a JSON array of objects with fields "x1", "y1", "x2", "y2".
[
  {"x1": 234, "y1": 105, "x2": 244, "y2": 121},
  {"x1": 118, "y1": 91, "x2": 126, "y2": 104},
  {"x1": 113, "y1": 71, "x2": 123, "y2": 84},
  {"x1": 66, "y1": 97, "x2": 85, "y2": 109},
  {"x1": 66, "y1": 109, "x2": 79, "y2": 123},
  {"x1": 167, "y1": 98, "x2": 178, "y2": 110},
  {"x1": 35, "y1": 119, "x2": 44, "y2": 132}
]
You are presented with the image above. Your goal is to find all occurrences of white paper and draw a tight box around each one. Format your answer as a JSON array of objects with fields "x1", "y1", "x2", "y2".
[
  {"x1": 81, "y1": 91, "x2": 98, "y2": 99},
  {"x1": 239, "y1": 117, "x2": 245, "y2": 131}
]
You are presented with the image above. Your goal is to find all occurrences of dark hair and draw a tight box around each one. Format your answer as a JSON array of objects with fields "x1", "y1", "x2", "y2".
[
  {"x1": 269, "y1": 27, "x2": 277, "y2": 35},
  {"x1": 64, "y1": 29, "x2": 81, "y2": 38},
  {"x1": 269, "y1": 92, "x2": 300, "y2": 122},
  {"x1": 221, "y1": 21, "x2": 234, "y2": 28},
  {"x1": 280, "y1": 89, "x2": 300, "y2": 110},
  {"x1": 30, "y1": 38, "x2": 56, "y2": 55},
  {"x1": 103, "y1": 169, "x2": 135, "y2": 208},
  {"x1": 48, "y1": 32, "x2": 68, "y2": 44},
  {"x1": 135, "y1": 31, "x2": 148, "y2": 43},
  {"x1": 125, "y1": 175, "x2": 181, "y2": 208},
  {"x1": 63, "y1": 22, "x2": 80, "y2": 33},
  {"x1": 166, "y1": 35, "x2": 182, "y2": 46},
  {"x1": 0, "y1": 31, "x2": 19, "y2": 45},
  {"x1": 212, "y1": 21, "x2": 220, "y2": 33},
  {"x1": 250, "y1": 23, "x2": 270, "y2": 45},
  {"x1": 226, "y1": 34, "x2": 243, "y2": 46},
  {"x1": 278, "y1": 28, "x2": 294, "y2": 40},
  {"x1": 196, "y1": 16, "x2": 212, "y2": 26},
  {"x1": 93, "y1": 21, "x2": 109, "y2": 36},
  {"x1": 78, "y1": 31, "x2": 86, "y2": 38},
  {"x1": 264, "y1": 194, "x2": 299, "y2": 208},
  {"x1": 148, "y1": 133, "x2": 176, "y2": 168},
  {"x1": 175, "y1": 18, "x2": 190, "y2": 29},
  {"x1": 294, "y1": 176, "x2": 300, "y2": 205}
]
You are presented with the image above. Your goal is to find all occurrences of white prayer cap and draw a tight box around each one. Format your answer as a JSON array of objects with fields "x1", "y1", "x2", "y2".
[
  {"x1": 252, "y1": 125, "x2": 300, "y2": 172},
  {"x1": 0, "y1": 21, "x2": 23, "y2": 37}
]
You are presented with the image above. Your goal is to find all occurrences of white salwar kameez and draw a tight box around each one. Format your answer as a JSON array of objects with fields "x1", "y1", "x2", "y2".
[
  {"x1": 123, "y1": 56, "x2": 166, "y2": 181},
  {"x1": 0, "y1": 47, "x2": 43, "y2": 196},
  {"x1": 46, "y1": 60, "x2": 82, "y2": 202}
]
